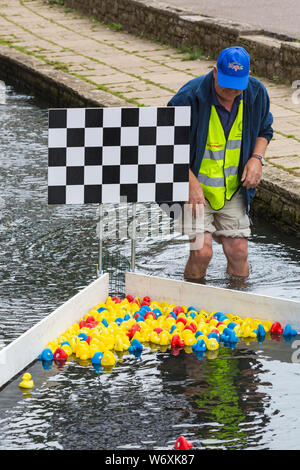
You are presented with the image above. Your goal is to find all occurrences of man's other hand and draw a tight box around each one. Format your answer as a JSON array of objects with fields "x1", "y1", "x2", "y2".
[{"x1": 241, "y1": 157, "x2": 263, "y2": 189}]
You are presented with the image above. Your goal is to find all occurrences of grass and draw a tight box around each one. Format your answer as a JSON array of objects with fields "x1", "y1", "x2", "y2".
[
  {"x1": 177, "y1": 45, "x2": 204, "y2": 61},
  {"x1": 51, "y1": 61, "x2": 69, "y2": 72},
  {"x1": 107, "y1": 22, "x2": 123, "y2": 32},
  {"x1": 266, "y1": 157, "x2": 300, "y2": 176},
  {"x1": 18, "y1": 0, "x2": 200, "y2": 82},
  {"x1": 0, "y1": 34, "x2": 146, "y2": 106},
  {"x1": 48, "y1": 0, "x2": 65, "y2": 5},
  {"x1": 89, "y1": 16, "x2": 123, "y2": 31},
  {"x1": 275, "y1": 130, "x2": 300, "y2": 143},
  {"x1": 0, "y1": 37, "x2": 70, "y2": 72},
  {"x1": 71, "y1": 72, "x2": 145, "y2": 106}
]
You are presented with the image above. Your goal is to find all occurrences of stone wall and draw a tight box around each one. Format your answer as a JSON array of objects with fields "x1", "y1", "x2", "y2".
[
  {"x1": 62, "y1": 0, "x2": 300, "y2": 84},
  {"x1": 252, "y1": 166, "x2": 300, "y2": 238}
]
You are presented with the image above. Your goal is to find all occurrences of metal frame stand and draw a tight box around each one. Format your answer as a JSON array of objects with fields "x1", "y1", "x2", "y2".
[
  {"x1": 130, "y1": 202, "x2": 136, "y2": 272},
  {"x1": 96, "y1": 203, "x2": 103, "y2": 277},
  {"x1": 97, "y1": 202, "x2": 137, "y2": 278}
]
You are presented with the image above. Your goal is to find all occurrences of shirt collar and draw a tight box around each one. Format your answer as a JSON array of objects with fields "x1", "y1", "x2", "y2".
[{"x1": 211, "y1": 79, "x2": 242, "y2": 110}]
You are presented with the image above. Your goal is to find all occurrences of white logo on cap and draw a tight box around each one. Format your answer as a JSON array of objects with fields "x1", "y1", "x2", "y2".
[{"x1": 228, "y1": 62, "x2": 244, "y2": 71}]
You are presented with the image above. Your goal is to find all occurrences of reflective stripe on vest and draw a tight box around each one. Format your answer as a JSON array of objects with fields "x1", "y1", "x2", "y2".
[{"x1": 198, "y1": 99, "x2": 243, "y2": 210}]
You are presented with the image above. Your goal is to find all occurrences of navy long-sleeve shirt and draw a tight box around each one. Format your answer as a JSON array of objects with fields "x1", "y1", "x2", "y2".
[{"x1": 167, "y1": 70, "x2": 273, "y2": 212}]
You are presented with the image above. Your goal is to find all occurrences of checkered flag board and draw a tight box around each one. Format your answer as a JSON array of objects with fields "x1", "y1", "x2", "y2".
[{"x1": 48, "y1": 106, "x2": 190, "y2": 204}]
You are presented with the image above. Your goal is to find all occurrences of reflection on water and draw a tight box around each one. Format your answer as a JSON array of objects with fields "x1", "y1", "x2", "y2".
[{"x1": 0, "y1": 84, "x2": 300, "y2": 450}]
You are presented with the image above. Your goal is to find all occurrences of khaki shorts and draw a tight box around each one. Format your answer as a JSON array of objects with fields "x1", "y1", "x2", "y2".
[
  {"x1": 182, "y1": 190, "x2": 251, "y2": 239},
  {"x1": 204, "y1": 190, "x2": 251, "y2": 238}
]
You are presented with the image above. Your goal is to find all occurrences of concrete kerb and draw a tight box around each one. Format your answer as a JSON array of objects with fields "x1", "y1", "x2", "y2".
[
  {"x1": 0, "y1": 46, "x2": 130, "y2": 108},
  {"x1": 62, "y1": 0, "x2": 300, "y2": 84}
]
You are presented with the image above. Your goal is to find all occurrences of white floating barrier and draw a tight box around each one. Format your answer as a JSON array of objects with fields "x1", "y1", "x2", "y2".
[
  {"x1": 126, "y1": 273, "x2": 300, "y2": 332},
  {"x1": 0, "y1": 273, "x2": 109, "y2": 389},
  {"x1": 0, "y1": 272, "x2": 299, "y2": 389}
]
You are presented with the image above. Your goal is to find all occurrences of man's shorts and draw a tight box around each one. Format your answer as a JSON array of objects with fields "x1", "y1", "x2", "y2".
[{"x1": 184, "y1": 190, "x2": 251, "y2": 239}]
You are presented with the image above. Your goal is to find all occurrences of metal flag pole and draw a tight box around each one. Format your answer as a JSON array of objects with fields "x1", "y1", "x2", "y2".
[
  {"x1": 97, "y1": 203, "x2": 103, "y2": 277},
  {"x1": 130, "y1": 202, "x2": 136, "y2": 272}
]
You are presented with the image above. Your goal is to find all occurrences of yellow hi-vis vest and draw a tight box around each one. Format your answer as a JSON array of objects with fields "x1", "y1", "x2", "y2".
[{"x1": 198, "y1": 99, "x2": 243, "y2": 210}]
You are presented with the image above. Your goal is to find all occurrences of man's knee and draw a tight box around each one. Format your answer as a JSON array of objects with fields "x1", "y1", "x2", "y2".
[
  {"x1": 222, "y1": 237, "x2": 248, "y2": 263},
  {"x1": 192, "y1": 242, "x2": 213, "y2": 265}
]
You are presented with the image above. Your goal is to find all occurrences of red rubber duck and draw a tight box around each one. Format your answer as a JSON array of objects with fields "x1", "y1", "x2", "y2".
[
  {"x1": 144, "y1": 311, "x2": 156, "y2": 320},
  {"x1": 53, "y1": 348, "x2": 68, "y2": 361},
  {"x1": 126, "y1": 323, "x2": 141, "y2": 339},
  {"x1": 171, "y1": 334, "x2": 184, "y2": 348},
  {"x1": 270, "y1": 322, "x2": 284, "y2": 334},
  {"x1": 174, "y1": 436, "x2": 193, "y2": 450},
  {"x1": 173, "y1": 306, "x2": 184, "y2": 316}
]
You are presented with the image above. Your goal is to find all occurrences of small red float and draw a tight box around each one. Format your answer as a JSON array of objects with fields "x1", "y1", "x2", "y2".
[
  {"x1": 53, "y1": 348, "x2": 68, "y2": 361},
  {"x1": 144, "y1": 311, "x2": 156, "y2": 320},
  {"x1": 174, "y1": 436, "x2": 193, "y2": 450},
  {"x1": 171, "y1": 334, "x2": 184, "y2": 348},
  {"x1": 270, "y1": 322, "x2": 284, "y2": 334}
]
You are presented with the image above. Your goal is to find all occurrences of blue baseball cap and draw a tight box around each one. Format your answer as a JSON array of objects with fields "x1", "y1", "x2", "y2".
[{"x1": 217, "y1": 47, "x2": 250, "y2": 90}]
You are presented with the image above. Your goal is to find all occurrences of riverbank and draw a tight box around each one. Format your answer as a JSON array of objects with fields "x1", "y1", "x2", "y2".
[{"x1": 0, "y1": 0, "x2": 299, "y2": 236}]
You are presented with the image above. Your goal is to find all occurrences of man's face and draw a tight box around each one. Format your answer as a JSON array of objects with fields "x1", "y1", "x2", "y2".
[{"x1": 213, "y1": 67, "x2": 242, "y2": 101}]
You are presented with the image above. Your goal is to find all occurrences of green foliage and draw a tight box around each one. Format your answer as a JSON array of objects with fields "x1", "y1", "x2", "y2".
[
  {"x1": 177, "y1": 45, "x2": 204, "y2": 61},
  {"x1": 108, "y1": 22, "x2": 122, "y2": 32},
  {"x1": 48, "y1": 0, "x2": 65, "y2": 5}
]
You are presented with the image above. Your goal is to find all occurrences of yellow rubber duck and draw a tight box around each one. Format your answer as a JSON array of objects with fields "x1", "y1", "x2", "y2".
[
  {"x1": 75, "y1": 341, "x2": 90, "y2": 360},
  {"x1": 159, "y1": 331, "x2": 171, "y2": 346},
  {"x1": 101, "y1": 351, "x2": 116, "y2": 366},
  {"x1": 182, "y1": 329, "x2": 196, "y2": 346},
  {"x1": 114, "y1": 337, "x2": 130, "y2": 352},
  {"x1": 206, "y1": 338, "x2": 219, "y2": 351},
  {"x1": 150, "y1": 331, "x2": 160, "y2": 344},
  {"x1": 263, "y1": 320, "x2": 273, "y2": 333},
  {"x1": 61, "y1": 344, "x2": 73, "y2": 356},
  {"x1": 19, "y1": 373, "x2": 34, "y2": 389}
]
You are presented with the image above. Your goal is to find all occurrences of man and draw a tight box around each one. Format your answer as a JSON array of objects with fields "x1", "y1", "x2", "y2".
[{"x1": 168, "y1": 46, "x2": 273, "y2": 279}]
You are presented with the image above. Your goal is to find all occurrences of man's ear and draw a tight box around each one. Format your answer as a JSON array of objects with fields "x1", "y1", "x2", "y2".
[{"x1": 213, "y1": 66, "x2": 217, "y2": 79}]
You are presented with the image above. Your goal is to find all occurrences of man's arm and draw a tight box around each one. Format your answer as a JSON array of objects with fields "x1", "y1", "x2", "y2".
[{"x1": 241, "y1": 82, "x2": 273, "y2": 189}]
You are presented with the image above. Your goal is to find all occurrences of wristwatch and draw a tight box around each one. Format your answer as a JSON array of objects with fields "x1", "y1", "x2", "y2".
[{"x1": 251, "y1": 153, "x2": 265, "y2": 166}]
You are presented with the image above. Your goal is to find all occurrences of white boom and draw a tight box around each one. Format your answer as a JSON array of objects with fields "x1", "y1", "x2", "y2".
[
  {"x1": 125, "y1": 273, "x2": 300, "y2": 330},
  {"x1": 0, "y1": 273, "x2": 109, "y2": 389}
]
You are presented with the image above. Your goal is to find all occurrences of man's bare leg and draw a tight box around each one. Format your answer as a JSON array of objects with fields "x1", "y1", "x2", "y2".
[
  {"x1": 221, "y1": 236, "x2": 249, "y2": 277},
  {"x1": 184, "y1": 232, "x2": 213, "y2": 280}
]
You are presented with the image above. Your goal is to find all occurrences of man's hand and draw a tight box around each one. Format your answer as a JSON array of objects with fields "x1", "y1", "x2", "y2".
[
  {"x1": 187, "y1": 169, "x2": 206, "y2": 218},
  {"x1": 241, "y1": 157, "x2": 263, "y2": 189}
]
